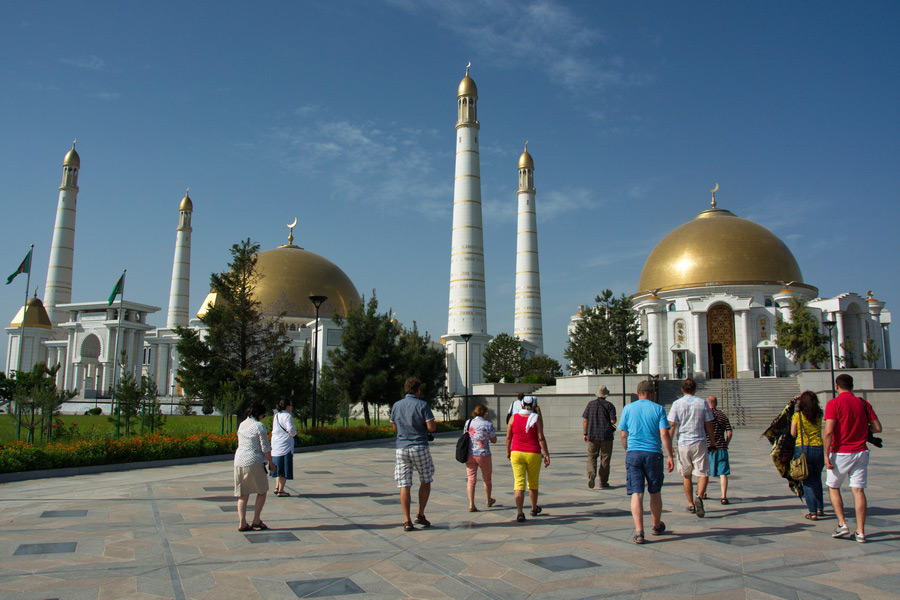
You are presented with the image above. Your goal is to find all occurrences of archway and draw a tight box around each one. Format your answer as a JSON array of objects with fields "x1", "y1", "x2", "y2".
[{"x1": 707, "y1": 305, "x2": 736, "y2": 378}]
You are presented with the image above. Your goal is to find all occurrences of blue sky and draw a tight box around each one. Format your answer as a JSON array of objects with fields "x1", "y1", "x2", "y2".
[{"x1": 2, "y1": 1, "x2": 898, "y2": 370}]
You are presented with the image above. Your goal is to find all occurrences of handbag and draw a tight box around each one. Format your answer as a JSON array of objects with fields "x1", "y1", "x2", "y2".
[
  {"x1": 455, "y1": 419, "x2": 472, "y2": 463},
  {"x1": 789, "y1": 412, "x2": 809, "y2": 480}
]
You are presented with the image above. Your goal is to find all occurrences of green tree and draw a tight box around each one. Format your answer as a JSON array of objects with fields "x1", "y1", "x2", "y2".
[
  {"x1": 176, "y1": 239, "x2": 288, "y2": 415},
  {"x1": 322, "y1": 294, "x2": 398, "y2": 426},
  {"x1": 113, "y1": 371, "x2": 157, "y2": 437},
  {"x1": 482, "y1": 333, "x2": 526, "y2": 383},
  {"x1": 268, "y1": 348, "x2": 313, "y2": 426},
  {"x1": 774, "y1": 298, "x2": 830, "y2": 368},
  {"x1": 138, "y1": 377, "x2": 163, "y2": 434},
  {"x1": 839, "y1": 337, "x2": 858, "y2": 368},
  {"x1": 11, "y1": 363, "x2": 75, "y2": 443},
  {"x1": 861, "y1": 338, "x2": 883, "y2": 368},
  {"x1": 521, "y1": 355, "x2": 563, "y2": 385},
  {"x1": 564, "y1": 290, "x2": 649, "y2": 375},
  {"x1": 394, "y1": 321, "x2": 446, "y2": 405}
]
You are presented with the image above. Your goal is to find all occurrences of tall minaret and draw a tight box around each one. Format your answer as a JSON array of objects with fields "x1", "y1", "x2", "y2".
[
  {"x1": 166, "y1": 189, "x2": 193, "y2": 328},
  {"x1": 514, "y1": 143, "x2": 543, "y2": 355},
  {"x1": 44, "y1": 141, "x2": 80, "y2": 326},
  {"x1": 442, "y1": 64, "x2": 491, "y2": 395}
]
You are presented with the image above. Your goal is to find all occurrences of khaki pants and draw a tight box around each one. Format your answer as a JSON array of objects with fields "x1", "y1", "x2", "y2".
[{"x1": 587, "y1": 440, "x2": 614, "y2": 485}]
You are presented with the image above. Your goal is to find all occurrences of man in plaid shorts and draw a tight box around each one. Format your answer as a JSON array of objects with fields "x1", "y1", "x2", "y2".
[{"x1": 390, "y1": 377, "x2": 437, "y2": 531}]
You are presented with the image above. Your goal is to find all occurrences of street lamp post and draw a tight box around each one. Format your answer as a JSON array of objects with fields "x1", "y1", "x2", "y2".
[
  {"x1": 620, "y1": 327, "x2": 627, "y2": 407},
  {"x1": 823, "y1": 319, "x2": 837, "y2": 398},
  {"x1": 461, "y1": 334, "x2": 472, "y2": 418},
  {"x1": 308, "y1": 295, "x2": 328, "y2": 428}
]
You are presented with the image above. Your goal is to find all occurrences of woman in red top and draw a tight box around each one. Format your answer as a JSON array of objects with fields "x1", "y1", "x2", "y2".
[{"x1": 506, "y1": 396, "x2": 550, "y2": 522}]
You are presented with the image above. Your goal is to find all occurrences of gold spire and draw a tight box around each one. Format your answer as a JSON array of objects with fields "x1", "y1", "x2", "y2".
[
  {"x1": 710, "y1": 182, "x2": 719, "y2": 209},
  {"x1": 287, "y1": 217, "x2": 298, "y2": 246}
]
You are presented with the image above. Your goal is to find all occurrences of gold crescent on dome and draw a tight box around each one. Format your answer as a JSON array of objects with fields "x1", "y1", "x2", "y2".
[
  {"x1": 287, "y1": 217, "x2": 298, "y2": 245},
  {"x1": 288, "y1": 217, "x2": 298, "y2": 229},
  {"x1": 710, "y1": 182, "x2": 719, "y2": 208}
]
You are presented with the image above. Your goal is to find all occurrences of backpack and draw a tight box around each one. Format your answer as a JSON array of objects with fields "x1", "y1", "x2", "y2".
[{"x1": 455, "y1": 419, "x2": 472, "y2": 463}]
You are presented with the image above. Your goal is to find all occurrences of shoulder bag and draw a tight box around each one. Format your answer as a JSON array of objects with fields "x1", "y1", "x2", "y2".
[
  {"x1": 455, "y1": 419, "x2": 472, "y2": 463},
  {"x1": 789, "y1": 412, "x2": 809, "y2": 480}
]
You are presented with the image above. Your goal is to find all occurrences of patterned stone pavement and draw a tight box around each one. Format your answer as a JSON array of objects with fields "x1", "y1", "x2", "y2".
[{"x1": 1, "y1": 428, "x2": 899, "y2": 600}]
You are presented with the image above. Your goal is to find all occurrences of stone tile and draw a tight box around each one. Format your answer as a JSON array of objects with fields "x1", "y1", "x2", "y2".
[
  {"x1": 244, "y1": 531, "x2": 300, "y2": 543},
  {"x1": 287, "y1": 577, "x2": 365, "y2": 598},
  {"x1": 14, "y1": 542, "x2": 77, "y2": 555},
  {"x1": 525, "y1": 554, "x2": 600, "y2": 571},
  {"x1": 40, "y1": 509, "x2": 88, "y2": 518}
]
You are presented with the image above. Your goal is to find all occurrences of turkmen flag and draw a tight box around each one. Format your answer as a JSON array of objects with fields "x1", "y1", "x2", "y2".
[
  {"x1": 108, "y1": 272, "x2": 125, "y2": 306},
  {"x1": 6, "y1": 248, "x2": 32, "y2": 285}
]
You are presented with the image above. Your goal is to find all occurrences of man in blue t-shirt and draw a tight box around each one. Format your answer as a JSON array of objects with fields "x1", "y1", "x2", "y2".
[
  {"x1": 389, "y1": 377, "x2": 436, "y2": 532},
  {"x1": 619, "y1": 380, "x2": 675, "y2": 545}
]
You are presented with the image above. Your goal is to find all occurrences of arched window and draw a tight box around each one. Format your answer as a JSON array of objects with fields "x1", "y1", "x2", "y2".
[{"x1": 764, "y1": 298, "x2": 773, "y2": 307}]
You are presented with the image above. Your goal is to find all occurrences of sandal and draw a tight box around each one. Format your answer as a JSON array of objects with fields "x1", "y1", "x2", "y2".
[
  {"x1": 469, "y1": 507, "x2": 478, "y2": 512},
  {"x1": 530, "y1": 506, "x2": 542, "y2": 516},
  {"x1": 805, "y1": 513, "x2": 818, "y2": 521},
  {"x1": 487, "y1": 498, "x2": 496, "y2": 507},
  {"x1": 516, "y1": 513, "x2": 526, "y2": 523},
  {"x1": 720, "y1": 498, "x2": 730, "y2": 505},
  {"x1": 414, "y1": 514, "x2": 431, "y2": 527},
  {"x1": 238, "y1": 524, "x2": 252, "y2": 532},
  {"x1": 251, "y1": 521, "x2": 269, "y2": 530},
  {"x1": 403, "y1": 521, "x2": 416, "y2": 532}
]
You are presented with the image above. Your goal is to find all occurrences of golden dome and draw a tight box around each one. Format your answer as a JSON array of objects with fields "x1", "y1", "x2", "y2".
[
  {"x1": 253, "y1": 245, "x2": 360, "y2": 320},
  {"x1": 10, "y1": 297, "x2": 52, "y2": 329},
  {"x1": 518, "y1": 149, "x2": 533, "y2": 169},
  {"x1": 179, "y1": 191, "x2": 193, "y2": 212},
  {"x1": 638, "y1": 208, "x2": 812, "y2": 294},
  {"x1": 458, "y1": 75, "x2": 477, "y2": 97},
  {"x1": 63, "y1": 145, "x2": 80, "y2": 167}
]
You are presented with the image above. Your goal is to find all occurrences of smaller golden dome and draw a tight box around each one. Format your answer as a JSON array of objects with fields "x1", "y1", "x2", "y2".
[
  {"x1": 458, "y1": 75, "x2": 477, "y2": 98},
  {"x1": 63, "y1": 143, "x2": 80, "y2": 167},
  {"x1": 518, "y1": 149, "x2": 533, "y2": 169},
  {"x1": 10, "y1": 297, "x2": 52, "y2": 329},
  {"x1": 180, "y1": 190, "x2": 193, "y2": 212}
]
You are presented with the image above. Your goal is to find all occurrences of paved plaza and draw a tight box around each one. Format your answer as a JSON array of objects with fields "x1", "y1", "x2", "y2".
[{"x1": 1, "y1": 428, "x2": 899, "y2": 600}]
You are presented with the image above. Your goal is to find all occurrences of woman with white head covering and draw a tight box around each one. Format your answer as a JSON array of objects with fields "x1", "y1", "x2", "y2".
[{"x1": 505, "y1": 396, "x2": 550, "y2": 522}]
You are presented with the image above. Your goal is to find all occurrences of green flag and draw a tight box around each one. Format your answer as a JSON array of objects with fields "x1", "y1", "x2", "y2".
[
  {"x1": 6, "y1": 248, "x2": 32, "y2": 285},
  {"x1": 108, "y1": 272, "x2": 125, "y2": 305}
]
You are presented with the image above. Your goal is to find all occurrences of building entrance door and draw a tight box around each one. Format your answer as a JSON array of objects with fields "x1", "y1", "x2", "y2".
[{"x1": 707, "y1": 305, "x2": 736, "y2": 379}]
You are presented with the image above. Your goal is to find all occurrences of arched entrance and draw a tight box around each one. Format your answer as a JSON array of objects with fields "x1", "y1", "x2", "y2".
[{"x1": 707, "y1": 305, "x2": 736, "y2": 378}]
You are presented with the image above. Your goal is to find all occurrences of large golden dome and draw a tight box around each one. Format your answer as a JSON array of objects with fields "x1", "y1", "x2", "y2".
[
  {"x1": 253, "y1": 244, "x2": 361, "y2": 320},
  {"x1": 638, "y1": 208, "x2": 810, "y2": 294}
]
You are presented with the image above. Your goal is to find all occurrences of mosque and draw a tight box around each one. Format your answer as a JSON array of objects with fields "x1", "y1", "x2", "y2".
[{"x1": 5, "y1": 67, "x2": 893, "y2": 404}]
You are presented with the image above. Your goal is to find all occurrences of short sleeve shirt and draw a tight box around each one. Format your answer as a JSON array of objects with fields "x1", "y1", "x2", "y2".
[
  {"x1": 668, "y1": 395, "x2": 715, "y2": 447},
  {"x1": 582, "y1": 398, "x2": 617, "y2": 441},
  {"x1": 619, "y1": 399, "x2": 669, "y2": 454},
  {"x1": 390, "y1": 394, "x2": 435, "y2": 449},
  {"x1": 791, "y1": 412, "x2": 823, "y2": 447},
  {"x1": 707, "y1": 408, "x2": 733, "y2": 450},
  {"x1": 467, "y1": 416, "x2": 496, "y2": 456},
  {"x1": 825, "y1": 392, "x2": 877, "y2": 453}
]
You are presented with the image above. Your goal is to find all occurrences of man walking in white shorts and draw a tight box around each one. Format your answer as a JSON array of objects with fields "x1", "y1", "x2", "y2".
[
  {"x1": 824, "y1": 374, "x2": 882, "y2": 543},
  {"x1": 668, "y1": 378, "x2": 716, "y2": 517}
]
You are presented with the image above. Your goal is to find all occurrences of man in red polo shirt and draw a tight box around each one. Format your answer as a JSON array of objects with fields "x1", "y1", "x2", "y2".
[{"x1": 824, "y1": 374, "x2": 882, "y2": 543}]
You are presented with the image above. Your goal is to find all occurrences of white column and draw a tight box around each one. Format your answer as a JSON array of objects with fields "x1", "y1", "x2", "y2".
[
  {"x1": 835, "y1": 312, "x2": 846, "y2": 366},
  {"x1": 646, "y1": 308, "x2": 663, "y2": 375},
  {"x1": 44, "y1": 144, "x2": 80, "y2": 326},
  {"x1": 691, "y1": 312, "x2": 706, "y2": 376},
  {"x1": 513, "y1": 147, "x2": 542, "y2": 354},
  {"x1": 738, "y1": 310, "x2": 751, "y2": 373}
]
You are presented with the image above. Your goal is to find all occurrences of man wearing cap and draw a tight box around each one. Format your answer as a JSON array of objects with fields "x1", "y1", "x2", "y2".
[{"x1": 583, "y1": 385, "x2": 617, "y2": 488}]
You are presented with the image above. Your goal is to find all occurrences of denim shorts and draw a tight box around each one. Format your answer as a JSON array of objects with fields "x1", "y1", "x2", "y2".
[{"x1": 625, "y1": 450, "x2": 664, "y2": 495}]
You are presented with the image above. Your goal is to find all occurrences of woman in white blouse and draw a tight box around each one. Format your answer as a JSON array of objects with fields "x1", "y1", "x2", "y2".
[
  {"x1": 234, "y1": 402, "x2": 276, "y2": 531},
  {"x1": 270, "y1": 399, "x2": 298, "y2": 496}
]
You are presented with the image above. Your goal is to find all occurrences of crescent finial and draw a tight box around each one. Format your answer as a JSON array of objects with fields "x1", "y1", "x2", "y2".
[
  {"x1": 72, "y1": 138, "x2": 77, "y2": 149},
  {"x1": 287, "y1": 217, "x2": 298, "y2": 245},
  {"x1": 710, "y1": 182, "x2": 719, "y2": 209},
  {"x1": 524, "y1": 140, "x2": 528, "y2": 153},
  {"x1": 466, "y1": 61, "x2": 471, "y2": 76}
]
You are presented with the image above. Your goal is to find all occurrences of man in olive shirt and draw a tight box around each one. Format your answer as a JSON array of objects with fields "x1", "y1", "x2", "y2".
[{"x1": 583, "y1": 385, "x2": 617, "y2": 488}]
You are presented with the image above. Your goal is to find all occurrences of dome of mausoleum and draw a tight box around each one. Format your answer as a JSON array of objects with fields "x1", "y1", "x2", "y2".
[
  {"x1": 638, "y1": 207, "x2": 810, "y2": 294},
  {"x1": 10, "y1": 297, "x2": 53, "y2": 329}
]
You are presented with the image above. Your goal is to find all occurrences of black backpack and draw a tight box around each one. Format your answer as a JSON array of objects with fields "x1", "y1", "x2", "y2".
[{"x1": 455, "y1": 419, "x2": 472, "y2": 463}]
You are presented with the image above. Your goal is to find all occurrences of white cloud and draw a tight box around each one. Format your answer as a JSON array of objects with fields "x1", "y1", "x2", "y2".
[
  {"x1": 265, "y1": 113, "x2": 451, "y2": 218},
  {"x1": 62, "y1": 55, "x2": 104, "y2": 70},
  {"x1": 383, "y1": 0, "x2": 629, "y2": 93}
]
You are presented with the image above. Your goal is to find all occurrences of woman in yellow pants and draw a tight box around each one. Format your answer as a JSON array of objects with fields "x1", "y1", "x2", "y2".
[{"x1": 506, "y1": 396, "x2": 551, "y2": 522}]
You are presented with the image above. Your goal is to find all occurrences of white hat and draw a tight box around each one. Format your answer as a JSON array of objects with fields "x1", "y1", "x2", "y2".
[{"x1": 522, "y1": 395, "x2": 537, "y2": 407}]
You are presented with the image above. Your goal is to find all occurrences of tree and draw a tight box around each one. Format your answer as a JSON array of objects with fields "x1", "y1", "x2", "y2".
[
  {"x1": 268, "y1": 348, "x2": 313, "y2": 426},
  {"x1": 176, "y1": 239, "x2": 289, "y2": 416},
  {"x1": 11, "y1": 363, "x2": 75, "y2": 443},
  {"x1": 482, "y1": 333, "x2": 526, "y2": 383},
  {"x1": 861, "y1": 338, "x2": 883, "y2": 368},
  {"x1": 321, "y1": 293, "x2": 398, "y2": 426},
  {"x1": 774, "y1": 298, "x2": 830, "y2": 368},
  {"x1": 839, "y1": 337, "x2": 859, "y2": 368},
  {"x1": 394, "y1": 321, "x2": 446, "y2": 405},
  {"x1": 564, "y1": 289, "x2": 649, "y2": 375},
  {"x1": 521, "y1": 355, "x2": 563, "y2": 385},
  {"x1": 113, "y1": 371, "x2": 158, "y2": 437}
]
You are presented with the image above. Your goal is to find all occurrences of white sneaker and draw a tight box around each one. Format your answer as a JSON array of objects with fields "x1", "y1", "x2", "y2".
[
  {"x1": 832, "y1": 523, "x2": 850, "y2": 538},
  {"x1": 854, "y1": 532, "x2": 866, "y2": 543}
]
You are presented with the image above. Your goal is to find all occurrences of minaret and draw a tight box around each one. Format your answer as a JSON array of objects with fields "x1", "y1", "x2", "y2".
[
  {"x1": 442, "y1": 64, "x2": 491, "y2": 395},
  {"x1": 44, "y1": 141, "x2": 80, "y2": 326},
  {"x1": 166, "y1": 189, "x2": 193, "y2": 328},
  {"x1": 514, "y1": 143, "x2": 543, "y2": 354}
]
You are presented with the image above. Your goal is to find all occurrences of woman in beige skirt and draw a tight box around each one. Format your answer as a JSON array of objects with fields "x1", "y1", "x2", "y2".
[{"x1": 234, "y1": 401, "x2": 276, "y2": 531}]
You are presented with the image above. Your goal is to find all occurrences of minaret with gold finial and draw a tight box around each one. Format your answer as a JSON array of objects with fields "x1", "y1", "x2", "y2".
[
  {"x1": 514, "y1": 142, "x2": 543, "y2": 354},
  {"x1": 44, "y1": 140, "x2": 81, "y2": 326},
  {"x1": 166, "y1": 189, "x2": 193, "y2": 328},
  {"x1": 442, "y1": 64, "x2": 492, "y2": 395}
]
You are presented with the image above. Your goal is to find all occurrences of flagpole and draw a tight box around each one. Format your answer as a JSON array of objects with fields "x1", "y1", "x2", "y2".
[
  {"x1": 112, "y1": 270, "x2": 126, "y2": 438},
  {"x1": 14, "y1": 245, "x2": 34, "y2": 441}
]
